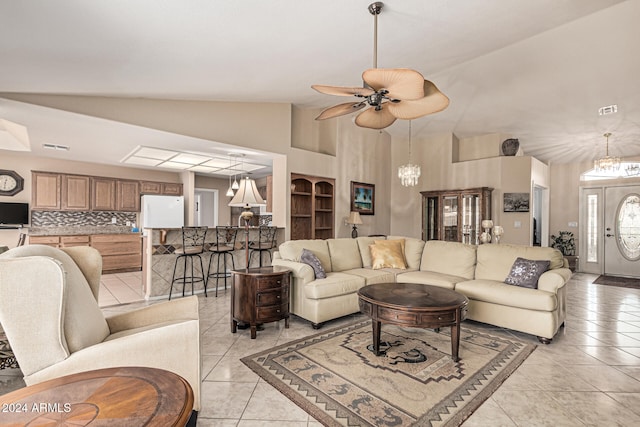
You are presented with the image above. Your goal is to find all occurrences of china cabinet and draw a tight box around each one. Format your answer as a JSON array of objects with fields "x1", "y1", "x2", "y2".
[{"x1": 421, "y1": 187, "x2": 493, "y2": 244}]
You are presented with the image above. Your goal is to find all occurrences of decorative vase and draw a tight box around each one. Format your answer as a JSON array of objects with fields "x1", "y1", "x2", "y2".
[{"x1": 501, "y1": 138, "x2": 520, "y2": 156}]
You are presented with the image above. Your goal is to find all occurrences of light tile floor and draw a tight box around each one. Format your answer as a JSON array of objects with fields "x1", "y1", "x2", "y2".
[
  {"x1": 2, "y1": 272, "x2": 640, "y2": 426},
  {"x1": 98, "y1": 271, "x2": 145, "y2": 307}
]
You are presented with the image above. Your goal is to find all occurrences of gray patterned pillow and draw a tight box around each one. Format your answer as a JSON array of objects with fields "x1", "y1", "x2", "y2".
[
  {"x1": 300, "y1": 248, "x2": 326, "y2": 279},
  {"x1": 504, "y1": 257, "x2": 550, "y2": 289}
]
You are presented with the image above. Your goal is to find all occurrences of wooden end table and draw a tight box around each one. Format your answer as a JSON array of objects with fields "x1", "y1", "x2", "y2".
[
  {"x1": 231, "y1": 266, "x2": 291, "y2": 339},
  {"x1": 0, "y1": 367, "x2": 193, "y2": 426},
  {"x1": 358, "y1": 283, "x2": 468, "y2": 361}
]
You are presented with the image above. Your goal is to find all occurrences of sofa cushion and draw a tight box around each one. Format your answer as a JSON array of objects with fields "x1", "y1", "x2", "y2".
[
  {"x1": 475, "y1": 244, "x2": 564, "y2": 282},
  {"x1": 420, "y1": 241, "x2": 477, "y2": 279},
  {"x1": 395, "y1": 270, "x2": 464, "y2": 289},
  {"x1": 300, "y1": 249, "x2": 326, "y2": 279},
  {"x1": 504, "y1": 257, "x2": 550, "y2": 289},
  {"x1": 327, "y1": 239, "x2": 362, "y2": 272},
  {"x1": 455, "y1": 279, "x2": 557, "y2": 311},
  {"x1": 356, "y1": 236, "x2": 380, "y2": 268},
  {"x1": 342, "y1": 268, "x2": 395, "y2": 285},
  {"x1": 370, "y1": 240, "x2": 407, "y2": 269},
  {"x1": 387, "y1": 236, "x2": 425, "y2": 269},
  {"x1": 303, "y1": 272, "x2": 365, "y2": 300},
  {"x1": 278, "y1": 239, "x2": 332, "y2": 272}
]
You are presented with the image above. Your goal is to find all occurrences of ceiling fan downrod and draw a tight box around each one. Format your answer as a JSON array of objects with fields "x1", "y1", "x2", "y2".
[{"x1": 368, "y1": 2, "x2": 383, "y2": 69}]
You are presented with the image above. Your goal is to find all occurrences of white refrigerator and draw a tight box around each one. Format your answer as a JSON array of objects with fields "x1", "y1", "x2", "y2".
[{"x1": 140, "y1": 195, "x2": 185, "y2": 229}]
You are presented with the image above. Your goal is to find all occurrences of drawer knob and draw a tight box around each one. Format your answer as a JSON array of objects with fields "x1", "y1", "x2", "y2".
[{"x1": 277, "y1": 295, "x2": 281, "y2": 299}]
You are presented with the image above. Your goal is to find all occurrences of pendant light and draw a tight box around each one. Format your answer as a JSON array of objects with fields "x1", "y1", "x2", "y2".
[
  {"x1": 398, "y1": 120, "x2": 421, "y2": 187},
  {"x1": 594, "y1": 132, "x2": 620, "y2": 173},
  {"x1": 226, "y1": 155, "x2": 235, "y2": 196}
]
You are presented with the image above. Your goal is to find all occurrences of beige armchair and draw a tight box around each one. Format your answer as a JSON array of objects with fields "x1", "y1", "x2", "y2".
[{"x1": 0, "y1": 245, "x2": 201, "y2": 418}]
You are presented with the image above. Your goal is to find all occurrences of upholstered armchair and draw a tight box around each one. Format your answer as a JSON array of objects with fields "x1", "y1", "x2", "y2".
[{"x1": 0, "y1": 245, "x2": 201, "y2": 416}]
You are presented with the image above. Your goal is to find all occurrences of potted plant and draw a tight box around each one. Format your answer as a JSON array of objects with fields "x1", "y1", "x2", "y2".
[{"x1": 550, "y1": 231, "x2": 578, "y2": 271}]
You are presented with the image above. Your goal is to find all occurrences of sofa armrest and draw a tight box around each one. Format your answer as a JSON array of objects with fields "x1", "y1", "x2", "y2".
[
  {"x1": 271, "y1": 259, "x2": 315, "y2": 283},
  {"x1": 105, "y1": 295, "x2": 199, "y2": 334},
  {"x1": 537, "y1": 268, "x2": 571, "y2": 293}
]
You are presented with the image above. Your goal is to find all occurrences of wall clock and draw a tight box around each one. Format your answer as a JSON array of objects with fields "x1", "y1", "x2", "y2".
[{"x1": 0, "y1": 170, "x2": 24, "y2": 196}]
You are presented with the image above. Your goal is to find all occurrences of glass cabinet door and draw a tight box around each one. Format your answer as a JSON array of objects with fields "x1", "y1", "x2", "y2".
[
  {"x1": 443, "y1": 196, "x2": 458, "y2": 241},
  {"x1": 462, "y1": 194, "x2": 480, "y2": 244},
  {"x1": 424, "y1": 196, "x2": 439, "y2": 240}
]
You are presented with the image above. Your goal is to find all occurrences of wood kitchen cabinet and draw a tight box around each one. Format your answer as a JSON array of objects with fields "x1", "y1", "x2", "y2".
[
  {"x1": 140, "y1": 181, "x2": 183, "y2": 196},
  {"x1": 28, "y1": 235, "x2": 61, "y2": 247},
  {"x1": 231, "y1": 266, "x2": 291, "y2": 339},
  {"x1": 116, "y1": 180, "x2": 140, "y2": 212},
  {"x1": 61, "y1": 175, "x2": 91, "y2": 211},
  {"x1": 31, "y1": 172, "x2": 61, "y2": 210},
  {"x1": 91, "y1": 177, "x2": 116, "y2": 211},
  {"x1": 90, "y1": 234, "x2": 142, "y2": 273}
]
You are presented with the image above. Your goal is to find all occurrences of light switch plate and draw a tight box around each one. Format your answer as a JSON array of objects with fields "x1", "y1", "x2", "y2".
[
  {"x1": 514, "y1": 221, "x2": 521, "y2": 228},
  {"x1": 568, "y1": 221, "x2": 578, "y2": 227}
]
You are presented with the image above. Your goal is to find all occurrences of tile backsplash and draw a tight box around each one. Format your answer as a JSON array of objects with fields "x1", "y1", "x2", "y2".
[{"x1": 31, "y1": 211, "x2": 137, "y2": 227}]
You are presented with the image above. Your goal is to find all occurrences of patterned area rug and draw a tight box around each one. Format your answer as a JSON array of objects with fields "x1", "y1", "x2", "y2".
[
  {"x1": 242, "y1": 320, "x2": 536, "y2": 426},
  {"x1": 0, "y1": 339, "x2": 18, "y2": 370},
  {"x1": 593, "y1": 275, "x2": 640, "y2": 289}
]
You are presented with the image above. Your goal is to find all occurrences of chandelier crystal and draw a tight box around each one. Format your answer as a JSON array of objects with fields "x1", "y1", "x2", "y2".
[
  {"x1": 398, "y1": 120, "x2": 421, "y2": 187},
  {"x1": 594, "y1": 132, "x2": 620, "y2": 173}
]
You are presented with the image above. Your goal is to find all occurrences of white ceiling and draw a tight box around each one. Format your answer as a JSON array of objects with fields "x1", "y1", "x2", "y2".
[{"x1": 1, "y1": 0, "x2": 639, "y2": 175}]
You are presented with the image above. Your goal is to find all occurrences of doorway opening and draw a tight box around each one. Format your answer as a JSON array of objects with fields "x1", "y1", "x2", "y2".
[{"x1": 194, "y1": 188, "x2": 218, "y2": 227}]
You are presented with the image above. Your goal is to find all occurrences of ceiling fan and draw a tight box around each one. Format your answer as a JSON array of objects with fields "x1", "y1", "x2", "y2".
[{"x1": 312, "y1": 2, "x2": 449, "y2": 130}]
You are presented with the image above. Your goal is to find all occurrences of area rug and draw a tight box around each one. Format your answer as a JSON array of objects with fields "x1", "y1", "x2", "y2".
[
  {"x1": 593, "y1": 275, "x2": 640, "y2": 290},
  {"x1": 242, "y1": 320, "x2": 536, "y2": 426},
  {"x1": 0, "y1": 339, "x2": 19, "y2": 370}
]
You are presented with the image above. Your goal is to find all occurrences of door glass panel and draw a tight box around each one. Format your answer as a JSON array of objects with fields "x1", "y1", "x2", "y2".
[
  {"x1": 587, "y1": 194, "x2": 598, "y2": 263},
  {"x1": 616, "y1": 194, "x2": 640, "y2": 261},
  {"x1": 443, "y1": 196, "x2": 458, "y2": 241}
]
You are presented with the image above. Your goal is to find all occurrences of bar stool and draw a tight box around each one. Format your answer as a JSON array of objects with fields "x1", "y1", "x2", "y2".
[
  {"x1": 169, "y1": 226, "x2": 208, "y2": 300},
  {"x1": 249, "y1": 226, "x2": 277, "y2": 267},
  {"x1": 206, "y1": 226, "x2": 238, "y2": 297}
]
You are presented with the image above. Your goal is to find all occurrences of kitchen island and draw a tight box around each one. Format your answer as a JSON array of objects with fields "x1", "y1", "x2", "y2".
[{"x1": 142, "y1": 227, "x2": 284, "y2": 299}]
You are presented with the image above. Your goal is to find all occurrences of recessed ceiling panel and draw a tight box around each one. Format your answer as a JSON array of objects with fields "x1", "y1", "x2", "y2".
[{"x1": 134, "y1": 146, "x2": 177, "y2": 160}]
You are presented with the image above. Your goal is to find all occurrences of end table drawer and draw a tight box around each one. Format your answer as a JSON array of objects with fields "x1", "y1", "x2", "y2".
[
  {"x1": 256, "y1": 276, "x2": 288, "y2": 290},
  {"x1": 257, "y1": 289, "x2": 289, "y2": 306},
  {"x1": 257, "y1": 303, "x2": 289, "y2": 321}
]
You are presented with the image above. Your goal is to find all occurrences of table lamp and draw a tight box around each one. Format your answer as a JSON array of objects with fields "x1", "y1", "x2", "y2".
[
  {"x1": 228, "y1": 176, "x2": 266, "y2": 269},
  {"x1": 347, "y1": 211, "x2": 363, "y2": 238}
]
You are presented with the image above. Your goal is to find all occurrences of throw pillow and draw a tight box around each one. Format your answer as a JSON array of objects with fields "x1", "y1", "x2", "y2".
[
  {"x1": 300, "y1": 248, "x2": 326, "y2": 279},
  {"x1": 370, "y1": 240, "x2": 407, "y2": 270},
  {"x1": 504, "y1": 257, "x2": 550, "y2": 289}
]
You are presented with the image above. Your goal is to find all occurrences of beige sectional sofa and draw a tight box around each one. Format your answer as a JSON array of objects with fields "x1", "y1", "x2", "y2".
[{"x1": 272, "y1": 236, "x2": 572, "y2": 343}]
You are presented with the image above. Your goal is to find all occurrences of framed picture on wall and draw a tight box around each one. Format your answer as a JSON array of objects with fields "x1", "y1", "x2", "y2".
[
  {"x1": 503, "y1": 192, "x2": 530, "y2": 212},
  {"x1": 351, "y1": 181, "x2": 375, "y2": 215}
]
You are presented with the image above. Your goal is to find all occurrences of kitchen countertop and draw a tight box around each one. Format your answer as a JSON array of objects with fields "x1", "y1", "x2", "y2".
[{"x1": 27, "y1": 226, "x2": 141, "y2": 236}]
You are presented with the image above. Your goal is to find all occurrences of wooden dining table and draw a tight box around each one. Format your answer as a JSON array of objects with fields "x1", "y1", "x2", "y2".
[{"x1": 0, "y1": 366, "x2": 193, "y2": 426}]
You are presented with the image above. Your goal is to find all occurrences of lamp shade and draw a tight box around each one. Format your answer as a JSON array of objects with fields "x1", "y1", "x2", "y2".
[
  {"x1": 347, "y1": 211, "x2": 363, "y2": 225},
  {"x1": 228, "y1": 176, "x2": 266, "y2": 208}
]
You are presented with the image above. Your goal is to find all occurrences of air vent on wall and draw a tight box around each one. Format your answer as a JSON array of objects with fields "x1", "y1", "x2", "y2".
[
  {"x1": 43, "y1": 143, "x2": 70, "y2": 151},
  {"x1": 598, "y1": 104, "x2": 618, "y2": 116}
]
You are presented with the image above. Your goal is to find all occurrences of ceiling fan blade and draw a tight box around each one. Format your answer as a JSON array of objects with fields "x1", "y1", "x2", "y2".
[
  {"x1": 354, "y1": 105, "x2": 397, "y2": 129},
  {"x1": 387, "y1": 80, "x2": 450, "y2": 120},
  {"x1": 362, "y1": 68, "x2": 425, "y2": 100},
  {"x1": 315, "y1": 102, "x2": 366, "y2": 120},
  {"x1": 311, "y1": 85, "x2": 375, "y2": 97}
]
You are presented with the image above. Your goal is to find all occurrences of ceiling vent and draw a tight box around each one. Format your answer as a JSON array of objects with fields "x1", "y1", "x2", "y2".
[
  {"x1": 598, "y1": 104, "x2": 618, "y2": 116},
  {"x1": 43, "y1": 143, "x2": 70, "y2": 151}
]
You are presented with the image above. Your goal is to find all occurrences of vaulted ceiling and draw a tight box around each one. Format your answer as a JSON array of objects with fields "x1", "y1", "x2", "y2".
[{"x1": 1, "y1": 0, "x2": 638, "y2": 174}]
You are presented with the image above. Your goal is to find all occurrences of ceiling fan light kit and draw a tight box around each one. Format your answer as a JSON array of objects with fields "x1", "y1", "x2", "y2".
[{"x1": 312, "y1": 2, "x2": 449, "y2": 130}]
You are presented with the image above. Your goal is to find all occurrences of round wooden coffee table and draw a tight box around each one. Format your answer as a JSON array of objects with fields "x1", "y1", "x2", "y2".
[
  {"x1": 358, "y1": 283, "x2": 468, "y2": 361},
  {"x1": 0, "y1": 367, "x2": 193, "y2": 426}
]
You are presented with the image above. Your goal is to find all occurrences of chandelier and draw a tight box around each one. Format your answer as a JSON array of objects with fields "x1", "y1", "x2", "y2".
[
  {"x1": 594, "y1": 132, "x2": 620, "y2": 173},
  {"x1": 398, "y1": 120, "x2": 421, "y2": 187}
]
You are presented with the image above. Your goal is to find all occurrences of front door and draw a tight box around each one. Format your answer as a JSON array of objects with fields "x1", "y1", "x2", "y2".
[{"x1": 604, "y1": 185, "x2": 640, "y2": 277}]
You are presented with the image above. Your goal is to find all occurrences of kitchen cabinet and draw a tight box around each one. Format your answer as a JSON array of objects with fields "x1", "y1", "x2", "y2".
[
  {"x1": 290, "y1": 173, "x2": 334, "y2": 240},
  {"x1": 28, "y1": 235, "x2": 61, "y2": 247},
  {"x1": 61, "y1": 175, "x2": 90, "y2": 211},
  {"x1": 116, "y1": 180, "x2": 140, "y2": 212},
  {"x1": 60, "y1": 235, "x2": 90, "y2": 247},
  {"x1": 91, "y1": 234, "x2": 142, "y2": 272},
  {"x1": 140, "y1": 181, "x2": 183, "y2": 196},
  {"x1": 421, "y1": 187, "x2": 493, "y2": 244},
  {"x1": 91, "y1": 177, "x2": 116, "y2": 211},
  {"x1": 31, "y1": 172, "x2": 61, "y2": 210}
]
